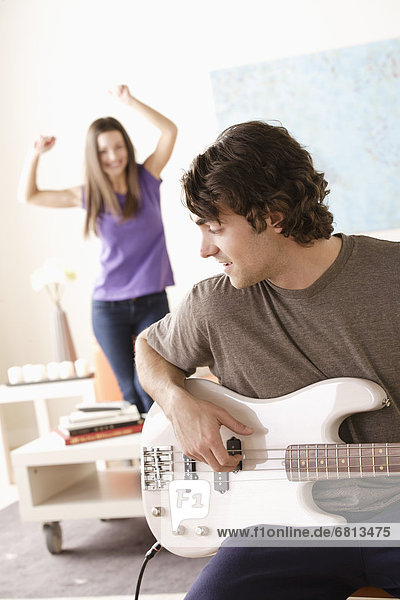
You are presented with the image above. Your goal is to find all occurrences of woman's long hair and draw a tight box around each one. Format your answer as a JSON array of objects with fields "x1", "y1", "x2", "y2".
[{"x1": 84, "y1": 117, "x2": 140, "y2": 236}]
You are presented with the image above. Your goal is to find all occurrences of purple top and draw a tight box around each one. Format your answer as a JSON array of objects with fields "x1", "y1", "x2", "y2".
[{"x1": 87, "y1": 164, "x2": 174, "y2": 301}]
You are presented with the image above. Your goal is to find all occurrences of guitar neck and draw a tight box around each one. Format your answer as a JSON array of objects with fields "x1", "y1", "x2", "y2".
[{"x1": 285, "y1": 443, "x2": 400, "y2": 481}]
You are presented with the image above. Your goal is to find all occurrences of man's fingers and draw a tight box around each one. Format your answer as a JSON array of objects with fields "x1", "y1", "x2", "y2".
[
  {"x1": 193, "y1": 442, "x2": 242, "y2": 472},
  {"x1": 172, "y1": 399, "x2": 253, "y2": 472},
  {"x1": 220, "y1": 412, "x2": 253, "y2": 436},
  {"x1": 181, "y1": 444, "x2": 240, "y2": 472},
  {"x1": 212, "y1": 443, "x2": 242, "y2": 472}
]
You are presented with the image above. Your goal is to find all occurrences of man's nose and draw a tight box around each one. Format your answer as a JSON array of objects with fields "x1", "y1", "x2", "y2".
[{"x1": 200, "y1": 234, "x2": 219, "y2": 258}]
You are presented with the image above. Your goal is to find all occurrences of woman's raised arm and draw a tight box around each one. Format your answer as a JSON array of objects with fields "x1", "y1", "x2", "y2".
[
  {"x1": 18, "y1": 135, "x2": 81, "y2": 207},
  {"x1": 109, "y1": 85, "x2": 177, "y2": 179}
]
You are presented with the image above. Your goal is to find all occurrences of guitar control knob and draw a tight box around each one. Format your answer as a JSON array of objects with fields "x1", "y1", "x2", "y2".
[
  {"x1": 195, "y1": 526, "x2": 209, "y2": 536},
  {"x1": 151, "y1": 506, "x2": 163, "y2": 517},
  {"x1": 173, "y1": 525, "x2": 185, "y2": 535}
]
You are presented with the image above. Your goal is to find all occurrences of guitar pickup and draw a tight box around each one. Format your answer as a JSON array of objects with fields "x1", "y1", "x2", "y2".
[
  {"x1": 227, "y1": 436, "x2": 242, "y2": 472},
  {"x1": 214, "y1": 437, "x2": 242, "y2": 493},
  {"x1": 183, "y1": 454, "x2": 199, "y2": 480}
]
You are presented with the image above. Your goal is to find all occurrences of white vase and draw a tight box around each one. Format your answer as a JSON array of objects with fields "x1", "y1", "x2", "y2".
[{"x1": 51, "y1": 303, "x2": 77, "y2": 363}]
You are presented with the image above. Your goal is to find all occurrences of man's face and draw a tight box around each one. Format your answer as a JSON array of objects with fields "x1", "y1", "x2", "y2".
[{"x1": 194, "y1": 208, "x2": 285, "y2": 289}]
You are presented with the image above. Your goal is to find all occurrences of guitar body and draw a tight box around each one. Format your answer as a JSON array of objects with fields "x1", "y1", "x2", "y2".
[{"x1": 141, "y1": 377, "x2": 387, "y2": 557}]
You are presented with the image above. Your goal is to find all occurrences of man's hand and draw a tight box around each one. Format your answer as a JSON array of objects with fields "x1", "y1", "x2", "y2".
[
  {"x1": 166, "y1": 389, "x2": 253, "y2": 472},
  {"x1": 135, "y1": 332, "x2": 252, "y2": 472}
]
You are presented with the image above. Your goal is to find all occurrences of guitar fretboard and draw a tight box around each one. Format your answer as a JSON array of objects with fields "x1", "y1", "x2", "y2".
[{"x1": 285, "y1": 443, "x2": 400, "y2": 481}]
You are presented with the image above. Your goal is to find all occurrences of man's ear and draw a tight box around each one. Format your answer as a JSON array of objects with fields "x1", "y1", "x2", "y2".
[{"x1": 266, "y1": 212, "x2": 284, "y2": 233}]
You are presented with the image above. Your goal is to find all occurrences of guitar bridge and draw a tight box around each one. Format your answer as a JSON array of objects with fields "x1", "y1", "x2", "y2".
[{"x1": 142, "y1": 446, "x2": 174, "y2": 491}]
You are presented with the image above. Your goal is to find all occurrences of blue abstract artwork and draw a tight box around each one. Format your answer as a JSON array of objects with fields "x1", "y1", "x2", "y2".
[{"x1": 210, "y1": 38, "x2": 400, "y2": 233}]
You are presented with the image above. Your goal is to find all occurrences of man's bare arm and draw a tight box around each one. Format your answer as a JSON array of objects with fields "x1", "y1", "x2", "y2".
[{"x1": 135, "y1": 330, "x2": 253, "y2": 472}]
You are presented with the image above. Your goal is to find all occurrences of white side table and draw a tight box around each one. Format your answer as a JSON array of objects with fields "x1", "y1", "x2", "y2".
[
  {"x1": 11, "y1": 431, "x2": 143, "y2": 553},
  {"x1": 0, "y1": 377, "x2": 96, "y2": 485}
]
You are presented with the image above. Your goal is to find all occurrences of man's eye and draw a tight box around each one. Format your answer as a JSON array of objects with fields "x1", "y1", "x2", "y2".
[{"x1": 209, "y1": 228, "x2": 222, "y2": 235}]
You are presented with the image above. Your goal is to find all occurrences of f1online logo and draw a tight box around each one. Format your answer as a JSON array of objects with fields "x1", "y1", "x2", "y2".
[
  {"x1": 175, "y1": 488, "x2": 204, "y2": 509},
  {"x1": 168, "y1": 480, "x2": 211, "y2": 532}
]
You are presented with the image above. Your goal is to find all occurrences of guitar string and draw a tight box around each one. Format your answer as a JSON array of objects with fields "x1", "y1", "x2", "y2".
[
  {"x1": 146, "y1": 450, "x2": 400, "y2": 475},
  {"x1": 149, "y1": 447, "x2": 400, "y2": 456},
  {"x1": 149, "y1": 470, "x2": 399, "y2": 481},
  {"x1": 155, "y1": 461, "x2": 400, "y2": 476},
  {"x1": 170, "y1": 462, "x2": 400, "y2": 472},
  {"x1": 157, "y1": 467, "x2": 400, "y2": 480},
  {"x1": 166, "y1": 454, "x2": 400, "y2": 476},
  {"x1": 171, "y1": 453, "x2": 400, "y2": 462},
  {"x1": 155, "y1": 475, "x2": 392, "y2": 481}
]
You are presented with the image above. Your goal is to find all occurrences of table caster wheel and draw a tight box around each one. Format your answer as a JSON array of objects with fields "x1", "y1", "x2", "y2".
[{"x1": 43, "y1": 521, "x2": 62, "y2": 554}]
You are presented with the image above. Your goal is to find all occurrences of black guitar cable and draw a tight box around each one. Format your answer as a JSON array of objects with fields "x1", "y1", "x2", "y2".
[{"x1": 134, "y1": 541, "x2": 162, "y2": 600}]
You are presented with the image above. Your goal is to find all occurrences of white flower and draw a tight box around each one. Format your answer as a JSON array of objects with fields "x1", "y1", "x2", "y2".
[{"x1": 31, "y1": 258, "x2": 76, "y2": 305}]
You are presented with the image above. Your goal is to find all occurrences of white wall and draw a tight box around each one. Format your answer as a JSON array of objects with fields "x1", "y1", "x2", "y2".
[{"x1": 1, "y1": 0, "x2": 399, "y2": 380}]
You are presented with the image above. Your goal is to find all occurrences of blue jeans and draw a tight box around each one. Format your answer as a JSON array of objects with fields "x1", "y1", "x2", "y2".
[
  {"x1": 185, "y1": 503, "x2": 400, "y2": 599},
  {"x1": 184, "y1": 545, "x2": 400, "y2": 600},
  {"x1": 185, "y1": 492, "x2": 400, "y2": 600},
  {"x1": 92, "y1": 291, "x2": 169, "y2": 414}
]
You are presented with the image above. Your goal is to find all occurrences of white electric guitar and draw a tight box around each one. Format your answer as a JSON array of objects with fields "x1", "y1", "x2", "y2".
[{"x1": 141, "y1": 377, "x2": 398, "y2": 558}]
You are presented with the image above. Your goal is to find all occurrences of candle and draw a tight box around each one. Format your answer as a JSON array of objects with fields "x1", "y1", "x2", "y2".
[
  {"x1": 74, "y1": 358, "x2": 90, "y2": 377},
  {"x1": 22, "y1": 364, "x2": 35, "y2": 383},
  {"x1": 32, "y1": 364, "x2": 46, "y2": 382},
  {"x1": 7, "y1": 366, "x2": 23, "y2": 385},
  {"x1": 46, "y1": 362, "x2": 60, "y2": 380},
  {"x1": 59, "y1": 361, "x2": 75, "y2": 379}
]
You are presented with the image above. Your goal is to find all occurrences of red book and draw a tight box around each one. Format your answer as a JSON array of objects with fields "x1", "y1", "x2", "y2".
[
  {"x1": 60, "y1": 419, "x2": 142, "y2": 437},
  {"x1": 55, "y1": 422, "x2": 143, "y2": 445}
]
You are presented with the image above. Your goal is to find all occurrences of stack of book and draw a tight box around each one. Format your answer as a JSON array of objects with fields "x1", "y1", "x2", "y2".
[{"x1": 55, "y1": 403, "x2": 143, "y2": 445}]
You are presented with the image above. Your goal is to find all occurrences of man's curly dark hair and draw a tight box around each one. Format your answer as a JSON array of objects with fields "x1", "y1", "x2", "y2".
[{"x1": 181, "y1": 121, "x2": 334, "y2": 245}]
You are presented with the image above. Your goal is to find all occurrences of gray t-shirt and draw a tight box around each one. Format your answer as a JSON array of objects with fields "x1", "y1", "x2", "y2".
[{"x1": 147, "y1": 233, "x2": 400, "y2": 517}]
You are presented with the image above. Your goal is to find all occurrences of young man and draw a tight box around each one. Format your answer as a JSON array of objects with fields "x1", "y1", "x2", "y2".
[{"x1": 135, "y1": 121, "x2": 400, "y2": 599}]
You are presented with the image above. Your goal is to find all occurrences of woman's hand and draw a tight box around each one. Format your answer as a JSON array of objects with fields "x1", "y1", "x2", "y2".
[
  {"x1": 34, "y1": 135, "x2": 56, "y2": 154},
  {"x1": 108, "y1": 84, "x2": 177, "y2": 178},
  {"x1": 108, "y1": 84, "x2": 133, "y2": 105}
]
